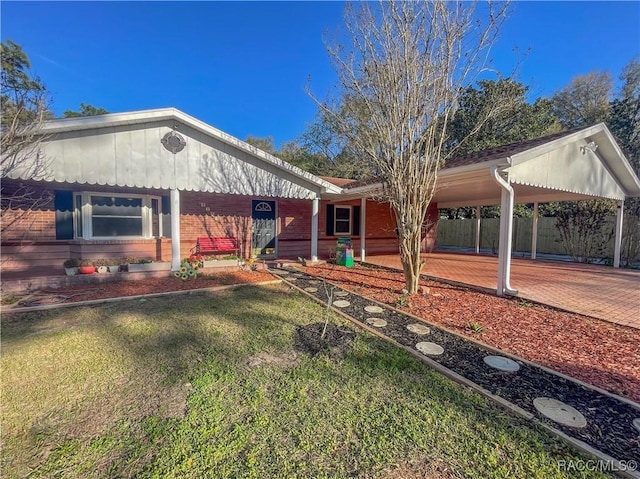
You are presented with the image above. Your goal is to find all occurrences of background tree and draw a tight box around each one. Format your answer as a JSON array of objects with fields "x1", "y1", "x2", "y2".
[
  {"x1": 311, "y1": 0, "x2": 511, "y2": 293},
  {"x1": 445, "y1": 78, "x2": 561, "y2": 156},
  {"x1": 1, "y1": 40, "x2": 53, "y2": 239},
  {"x1": 62, "y1": 103, "x2": 109, "y2": 117},
  {"x1": 550, "y1": 71, "x2": 612, "y2": 129},
  {"x1": 442, "y1": 78, "x2": 561, "y2": 219},
  {"x1": 608, "y1": 58, "x2": 640, "y2": 266}
]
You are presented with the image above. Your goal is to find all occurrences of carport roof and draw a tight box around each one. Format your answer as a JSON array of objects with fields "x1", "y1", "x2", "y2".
[{"x1": 329, "y1": 123, "x2": 640, "y2": 207}]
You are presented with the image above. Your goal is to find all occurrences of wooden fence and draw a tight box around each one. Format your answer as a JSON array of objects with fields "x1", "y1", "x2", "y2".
[{"x1": 436, "y1": 216, "x2": 625, "y2": 258}]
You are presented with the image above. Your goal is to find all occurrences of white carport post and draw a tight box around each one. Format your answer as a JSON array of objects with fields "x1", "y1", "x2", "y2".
[
  {"x1": 531, "y1": 202, "x2": 539, "y2": 260},
  {"x1": 474, "y1": 206, "x2": 481, "y2": 254},
  {"x1": 170, "y1": 188, "x2": 181, "y2": 271},
  {"x1": 613, "y1": 199, "x2": 624, "y2": 268},
  {"x1": 360, "y1": 197, "x2": 367, "y2": 262},
  {"x1": 491, "y1": 166, "x2": 518, "y2": 296},
  {"x1": 311, "y1": 197, "x2": 319, "y2": 262}
]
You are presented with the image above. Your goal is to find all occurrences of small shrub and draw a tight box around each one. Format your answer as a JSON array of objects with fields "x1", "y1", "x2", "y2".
[{"x1": 467, "y1": 322, "x2": 483, "y2": 334}]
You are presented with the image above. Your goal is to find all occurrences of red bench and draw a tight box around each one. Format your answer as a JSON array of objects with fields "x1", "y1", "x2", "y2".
[{"x1": 191, "y1": 236, "x2": 239, "y2": 256}]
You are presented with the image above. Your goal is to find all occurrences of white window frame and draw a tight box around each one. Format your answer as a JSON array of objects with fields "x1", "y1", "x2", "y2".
[
  {"x1": 74, "y1": 192, "x2": 162, "y2": 240},
  {"x1": 334, "y1": 205, "x2": 352, "y2": 235}
]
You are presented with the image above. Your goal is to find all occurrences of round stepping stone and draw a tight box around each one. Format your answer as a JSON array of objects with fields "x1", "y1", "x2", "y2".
[
  {"x1": 415, "y1": 342, "x2": 444, "y2": 356},
  {"x1": 533, "y1": 398, "x2": 587, "y2": 428},
  {"x1": 407, "y1": 323, "x2": 430, "y2": 335},
  {"x1": 304, "y1": 287, "x2": 318, "y2": 293},
  {"x1": 483, "y1": 355, "x2": 520, "y2": 372},
  {"x1": 364, "y1": 305, "x2": 384, "y2": 314},
  {"x1": 281, "y1": 276, "x2": 296, "y2": 281},
  {"x1": 334, "y1": 291, "x2": 349, "y2": 297},
  {"x1": 365, "y1": 317, "x2": 387, "y2": 328},
  {"x1": 633, "y1": 418, "x2": 640, "y2": 434},
  {"x1": 294, "y1": 274, "x2": 306, "y2": 278},
  {"x1": 333, "y1": 300, "x2": 351, "y2": 308},
  {"x1": 308, "y1": 280, "x2": 321, "y2": 285}
]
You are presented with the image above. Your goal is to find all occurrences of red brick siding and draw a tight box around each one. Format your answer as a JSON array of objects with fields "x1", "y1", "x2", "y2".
[{"x1": 1, "y1": 180, "x2": 440, "y2": 275}]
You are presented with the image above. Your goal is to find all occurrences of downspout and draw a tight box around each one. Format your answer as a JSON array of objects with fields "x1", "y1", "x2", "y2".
[
  {"x1": 490, "y1": 165, "x2": 518, "y2": 296},
  {"x1": 613, "y1": 199, "x2": 624, "y2": 268}
]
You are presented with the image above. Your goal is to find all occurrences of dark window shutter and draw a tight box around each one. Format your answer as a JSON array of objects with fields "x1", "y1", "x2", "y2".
[
  {"x1": 352, "y1": 206, "x2": 360, "y2": 236},
  {"x1": 326, "y1": 204, "x2": 334, "y2": 236},
  {"x1": 54, "y1": 190, "x2": 74, "y2": 240},
  {"x1": 161, "y1": 196, "x2": 172, "y2": 238}
]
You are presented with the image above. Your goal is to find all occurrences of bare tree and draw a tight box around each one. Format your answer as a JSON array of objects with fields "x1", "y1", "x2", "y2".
[
  {"x1": 1, "y1": 40, "x2": 52, "y2": 239},
  {"x1": 310, "y1": 1, "x2": 511, "y2": 293}
]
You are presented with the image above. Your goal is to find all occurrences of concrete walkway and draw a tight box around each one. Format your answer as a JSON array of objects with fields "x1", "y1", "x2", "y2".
[{"x1": 366, "y1": 252, "x2": 640, "y2": 329}]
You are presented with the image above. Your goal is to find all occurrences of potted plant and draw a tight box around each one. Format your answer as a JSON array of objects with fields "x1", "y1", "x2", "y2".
[
  {"x1": 77, "y1": 259, "x2": 96, "y2": 274},
  {"x1": 94, "y1": 258, "x2": 110, "y2": 273},
  {"x1": 63, "y1": 258, "x2": 80, "y2": 276}
]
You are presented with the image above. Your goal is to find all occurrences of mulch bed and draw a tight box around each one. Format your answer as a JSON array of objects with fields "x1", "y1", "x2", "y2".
[
  {"x1": 12, "y1": 270, "x2": 274, "y2": 307},
  {"x1": 273, "y1": 265, "x2": 640, "y2": 464},
  {"x1": 303, "y1": 263, "x2": 640, "y2": 404}
]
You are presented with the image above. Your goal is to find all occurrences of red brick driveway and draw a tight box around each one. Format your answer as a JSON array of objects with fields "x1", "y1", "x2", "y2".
[{"x1": 366, "y1": 252, "x2": 640, "y2": 329}]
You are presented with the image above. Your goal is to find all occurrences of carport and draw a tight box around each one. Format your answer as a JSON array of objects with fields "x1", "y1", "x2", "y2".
[{"x1": 337, "y1": 123, "x2": 640, "y2": 296}]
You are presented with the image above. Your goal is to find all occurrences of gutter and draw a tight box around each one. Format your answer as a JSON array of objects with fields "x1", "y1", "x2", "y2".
[{"x1": 490, "y1": 165, "x2": 518, "y2": 296}]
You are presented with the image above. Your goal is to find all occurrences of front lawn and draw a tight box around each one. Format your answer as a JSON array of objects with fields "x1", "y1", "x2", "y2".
[{"x1": 1, "y1": 284, "x2": 606, "y2": 478}]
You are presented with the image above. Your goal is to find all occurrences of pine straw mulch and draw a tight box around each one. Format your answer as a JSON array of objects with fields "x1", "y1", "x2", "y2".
[{"x1": 302, "y1": 263, "x2": 640, "y2": 404}]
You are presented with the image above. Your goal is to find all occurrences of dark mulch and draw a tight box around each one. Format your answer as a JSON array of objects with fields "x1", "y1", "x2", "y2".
[
  {"x1": 294, "y1": 322, "x2": 356, "y2": 358},
  {"x1": 273, "y1": 266, "x2": 640, "y2": 465}
]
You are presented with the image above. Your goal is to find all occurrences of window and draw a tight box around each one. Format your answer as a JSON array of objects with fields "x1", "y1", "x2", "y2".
[
  {"x1": 334, "y1": 206, "x2": 351, "y2": 235},
  {"x1": 91, "y1": 195, "x2": 143, "y2": 236},
  {"x1": 73, "y1": 192, "x2": 163, "y2": 239},
  {"x1": 326, "y1": 204, "x2": 360, "y2": 236}
]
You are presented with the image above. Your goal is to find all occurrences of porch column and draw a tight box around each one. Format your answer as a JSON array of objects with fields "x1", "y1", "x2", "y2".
[
  {"x1": 614, "y1": 199, "x2": 624, "y2": 268},
  {"x1": 170, "y1": 188, "x2": 181, "y2": 271},
  {"x1": 491, "y1": 166, "x2": 518, "y2": 296},
  {"x1": 531, "y1": 202, "x2": 539, "y2": 260},
  {"x1": 360, "y1": 197, "x2": 367, "y2": 262},
  {"x1": 475, "y1": 205, "x2": 481, "y2": 254},
  {"x1": 311, "y1": 197, "x2": 319, "y2": 262}
]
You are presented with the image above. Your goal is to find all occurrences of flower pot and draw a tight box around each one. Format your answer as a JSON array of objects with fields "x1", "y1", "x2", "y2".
[
  {"x1": 128, "y1": 262, "x2": 171, "y2": 272},
  {"x1": 96, "y1": 266, "x2": 109, "y2": 274},
  {"x1": 64, "y1": 267, "x2": 77, "y2": 276},
  {"x1": 77, "y1": 266, "x2": 95, "y2": 274}
]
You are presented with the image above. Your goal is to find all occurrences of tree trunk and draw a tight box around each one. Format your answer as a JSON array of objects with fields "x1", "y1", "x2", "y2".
[{"x1": 399, "y1": 229, "x2": 422, "y2": 294}]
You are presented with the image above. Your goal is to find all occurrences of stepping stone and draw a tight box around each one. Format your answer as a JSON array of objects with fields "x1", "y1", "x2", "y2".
[
  {"x1": 281, "y1": 276, "x2": 296, "y2": 281},
  {"x1": 633, "y1": 418, "x2": 640, "y2": 434},
  {"x1": 333, "y1": 300, "x2": 351, "y2": 308},
  {"x1": 407, "y1": 323, "x2": 430, "y2": 335},
  {"x1": 364, "y1": 305, "x2": 384, "y2": 314},
  {"x1": 483, "y1": 355, "x2": 520, "y2": 372},
  {"x1": 334, "y1": 291, "x2": 349, "y2": 297},
  {"x1": 308, "y1": 280, "x2": 321, "y2": 285},
  {"x1": 416, "y1": 342, "x2": 444, "y2": 356},
  {"x1": 365, "y1": 317, "x2": 387, "y2": 328},
  {"x1": 294, "y1": 274, "x2": 306, "y2": 278},
  {"x1": 533, "y1": 397, "x2": 587, "y2": 428},
  {"x1": 304, "y1": 287, "x2": 318, "y2": 293}
]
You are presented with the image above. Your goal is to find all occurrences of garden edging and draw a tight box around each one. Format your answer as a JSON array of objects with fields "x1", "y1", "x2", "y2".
[{"x1": 276, "y1": 266, "x2": 640, "y2": 478}]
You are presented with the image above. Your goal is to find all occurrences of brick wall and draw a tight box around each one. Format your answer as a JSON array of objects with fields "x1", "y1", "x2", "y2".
[{"x1": 1, "y1": 180, "x2": 440, "y2": 276}]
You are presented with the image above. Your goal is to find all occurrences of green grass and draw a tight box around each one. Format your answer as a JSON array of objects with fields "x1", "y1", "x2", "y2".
[{"x1": 1, "y1": 284, "x2": 607, "y2": 478}]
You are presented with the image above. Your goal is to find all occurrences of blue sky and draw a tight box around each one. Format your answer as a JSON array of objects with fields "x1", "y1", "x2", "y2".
[{"x1": 2, "y1": 1, "x2": 639, "y2": 148}]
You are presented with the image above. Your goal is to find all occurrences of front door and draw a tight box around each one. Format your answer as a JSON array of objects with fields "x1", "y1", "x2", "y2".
[{"x1": 251, "y1": 200, "x2": 276, "y2": 258}]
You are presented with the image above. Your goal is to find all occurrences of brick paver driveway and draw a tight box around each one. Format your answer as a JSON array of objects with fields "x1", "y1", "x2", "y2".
[{"x1": 366, "y1": 252, "x2": 640, "y2": 329}]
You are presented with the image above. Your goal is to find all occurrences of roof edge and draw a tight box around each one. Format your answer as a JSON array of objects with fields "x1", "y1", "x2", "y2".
[{"x1": 38, "y1": 108, "x2": 343, "y2": 196}]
